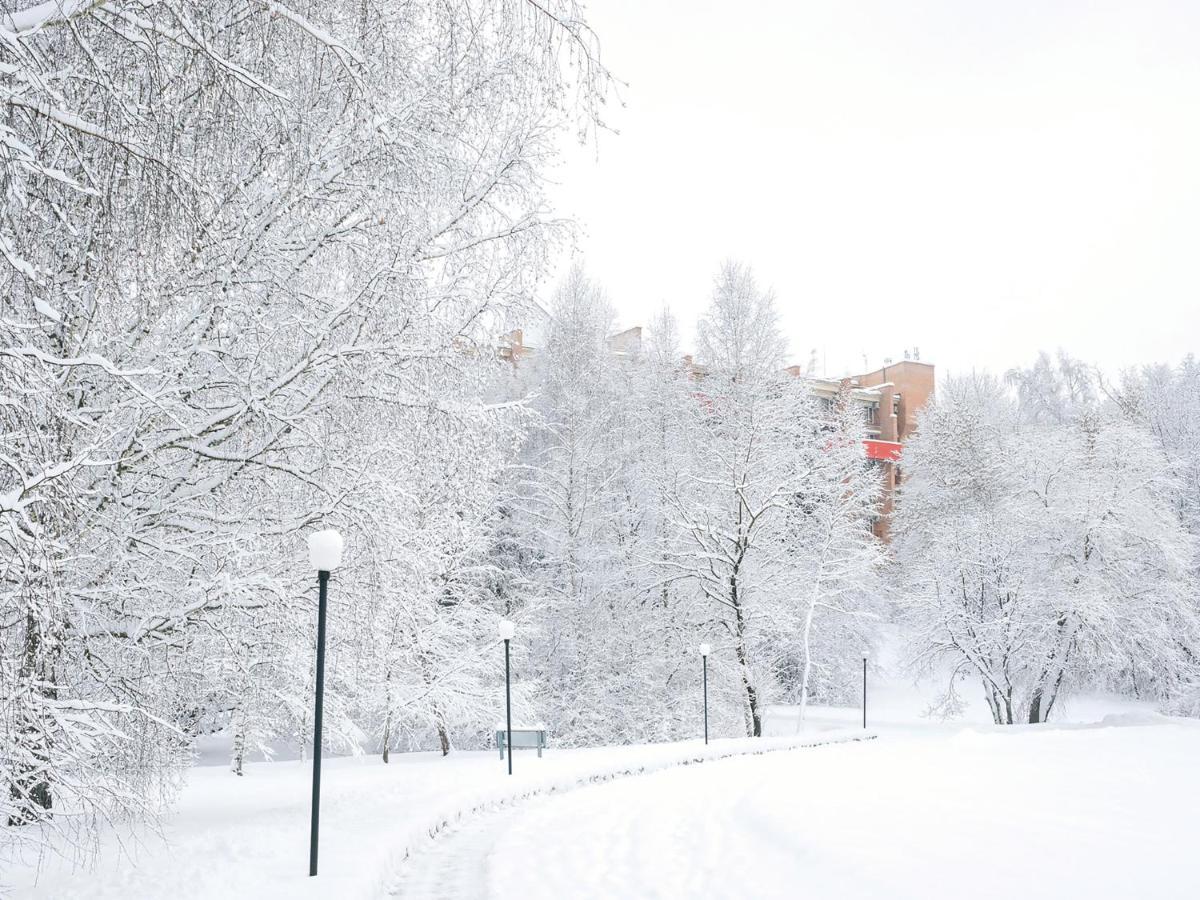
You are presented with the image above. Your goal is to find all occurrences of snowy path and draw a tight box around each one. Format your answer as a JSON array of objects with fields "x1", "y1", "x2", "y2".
[
  {"x1": 390, "y1": 799, "x2": 542, "y2": 899},
  {"x1": 398, "y1": 720, "x2": 1200, "y2": 900},
  {"x1": 4, "y1": 730, "x2": 864, "y2": 899}
]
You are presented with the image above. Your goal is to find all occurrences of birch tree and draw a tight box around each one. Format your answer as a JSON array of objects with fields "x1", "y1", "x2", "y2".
[
  {"x1": 782, "y1": 387, "x2": 885, "y2": 725},
  {"x1": 663, "y1": 262, "x2": 882, "y2": 736}
]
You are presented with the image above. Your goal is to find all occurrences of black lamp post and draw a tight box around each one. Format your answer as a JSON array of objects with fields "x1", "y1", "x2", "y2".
[
  {"x1": 699, "y1": 643, "x2": 711, "y2": 744},
  {"x1": 306, "y1": 528, "x2": 343, "y2": 878},
  {"x1": 861, "y1": 650, "x2": 868, "y2": 729},
  {"x1": 499, "y1": 619, "x2": 515, "y2": 775}
]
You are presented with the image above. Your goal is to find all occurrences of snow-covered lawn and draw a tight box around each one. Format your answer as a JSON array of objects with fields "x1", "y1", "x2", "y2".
[
  {"x1": 2, "y1": 727, "x2": 867, "y2": 899},
  {"x1": 7, "y1": 640, "x2": 1195, "y2": 900},
  {"x1": 11, "y1": 714, "x2": 1198, "y2": 900},
  {"x1": 411, "y1": 716, "x2": 1200, "y2": 900}
]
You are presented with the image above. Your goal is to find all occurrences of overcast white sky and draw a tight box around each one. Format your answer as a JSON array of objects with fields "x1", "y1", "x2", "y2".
[{"x1": 546, "y1": 0, "x2": 1200, "y2": 379}]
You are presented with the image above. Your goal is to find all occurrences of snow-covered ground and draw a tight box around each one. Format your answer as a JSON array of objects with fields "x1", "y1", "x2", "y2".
[
  {"x1": 457, "y1": 719, "x2": 1200, "y2": 899},
  {"x1": 7, "y1": 638, "x2": 1196, "y2": 900},
  {"x1": 393, "y1": 641, "x2": 1200, "y2": 899},
  {"x1": 2, "y1": 728, "x2": 867, "y2": 899}
]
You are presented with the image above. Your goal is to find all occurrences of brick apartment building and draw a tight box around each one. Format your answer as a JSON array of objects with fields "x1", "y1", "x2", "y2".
[
  {"x1": 806, "y1": 359, "x2": 935, "y2": 540},
  {"x1": 500, "y1": 327, "x2": 934, "y2": 540}
]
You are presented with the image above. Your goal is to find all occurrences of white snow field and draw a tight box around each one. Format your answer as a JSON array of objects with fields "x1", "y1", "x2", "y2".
[
  {"x1": 2, "y1": 728, "x2": 869, "y2": 899},
  {"x1": 476, "y1": 720, "x2": 1200, "y2": 900},
  {"x1": 390, "y1": 660, "x2": 1200, "y2": 900},
  {"x1": 7, "y1": 645, "x2": 1198, "y2": 900}
]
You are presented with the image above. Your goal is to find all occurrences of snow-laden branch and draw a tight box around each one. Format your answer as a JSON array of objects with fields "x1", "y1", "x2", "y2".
[{"x1": 1, "y1": 0, "x2": 99, "y2": 37}]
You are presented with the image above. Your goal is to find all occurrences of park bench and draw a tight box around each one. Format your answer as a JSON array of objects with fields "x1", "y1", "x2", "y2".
[{"x1": 496, "y1": 726, "x2": 547, "y2": 759}]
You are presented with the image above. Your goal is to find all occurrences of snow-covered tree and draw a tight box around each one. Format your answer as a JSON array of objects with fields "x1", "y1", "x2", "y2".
[
  {"x1": 1, "y1": 0, "x2": 608, "y2": 860},
  {"x1": 1108, "y1": 356, "x2": 1200, "y2": 542},
  {"x1": 353, "y1": 361, "x2": 527, "y2": 760},
  {"x1": 662, "y1": 262, "x2": 883, "y2": 736},
  {"x1": 513, "y1": 267, "x2": 640, "y2": 743},
  {"x1": 895, "y1": 373, "x2": 1199, "y2": 723},
  {"x1": 1105, "y1": 356, "x2": 1200, "y2": 714},
  {"x1": 782, "y1": 387, "x2": 885, "y2": 725},
  {"x1": 1005, "y1": 349, "x2": 1098, "y2": 425}
]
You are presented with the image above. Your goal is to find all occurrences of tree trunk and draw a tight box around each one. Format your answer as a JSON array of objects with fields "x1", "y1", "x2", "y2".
[
  {"x1": 730, "y1": 569, "x2": 761, "y2": 737},
  {"x1": 381, "y1": 668, "x2": 393, "y2": 763},
  {"x1": 1029, "y1": 616, "x2": 1074, "y2": 723},
  {"x1": 797, "y1": 581, "x2": 821, "y2": 728},
  {"x1": 8, "y1": 714, "x2": 54, "y2": 825},
  {"x1": 1028, "y1": 664, "x2": 1069, "y2": 723},
  {"x1": 1027, "y1": 689, "x2": 1045, "y2": 724},
  {"x1": 230, "y1": 706, "x2": 247, "y2": 776},
  {"x1": 1042, "y1": 665, "x2": 1069, "y2": 721},
  {"x1": 984, "y1": 685, "x2": 1014, "y2": 725},
  {"x1": 8, "y1": 611, "x2": 56, "y2": 826},
  {"x1": 983, "y1": 687, "x2": 1002, "y2": 725},
  {"x1": 434, "y1": 702, "x2": 452, "y2": 756}
]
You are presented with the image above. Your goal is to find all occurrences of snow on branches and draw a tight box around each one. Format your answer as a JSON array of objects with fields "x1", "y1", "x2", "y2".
[
  {"x1": 1, "y1": 0, "x2": 609, "y2": 862},
  {"x1": 895, "y1": 371, "x2": 1200, "y2": 724}
]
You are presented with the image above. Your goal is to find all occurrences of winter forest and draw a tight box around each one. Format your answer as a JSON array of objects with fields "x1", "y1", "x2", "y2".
[{"x1": 2, "y1": 0, "x2": 1200, "y2": 888}]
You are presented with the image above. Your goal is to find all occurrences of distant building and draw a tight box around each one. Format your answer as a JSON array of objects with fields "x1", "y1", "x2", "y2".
[
  {"x1": 606, "y1": 326, "x2": 643, "y2": 358},
  {"x1": 500, "y1": 324, "x2": 645, "y2": 363},
  {"x1": 797, "y1": 360, "x2": 934, "y2": 541},
  {"x1": 498, "y1": 328, "x2": 535, "y2": 364},
  {"x1": 500, "y1": 325, "x2": 934, "y2": 541}
]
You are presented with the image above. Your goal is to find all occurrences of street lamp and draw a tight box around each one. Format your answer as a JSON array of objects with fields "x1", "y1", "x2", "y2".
[
  {"x1": 499, "y1": 619, "x2": 515, "y2": 775},
  {"x1": 861, "y1": 650, "x2": 868, "y2": 730},
  {"x1": 306, "y1": 528, "x2": 343, "y2": 878},
  {"x1": 699, "y1": 643, "x2": 711, "y2": 745}
]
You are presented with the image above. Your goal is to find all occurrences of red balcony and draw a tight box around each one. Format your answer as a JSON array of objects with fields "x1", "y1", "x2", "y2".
[{"x1": 864, "y1": 439, "x2": 902, "y2": 462}]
